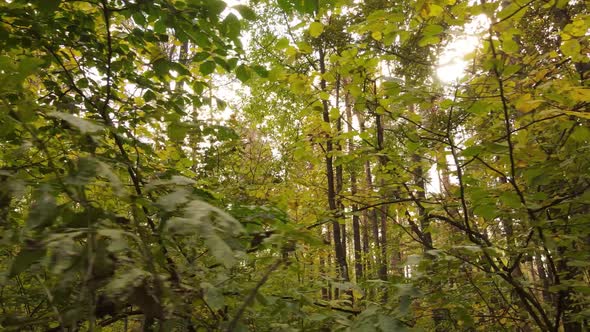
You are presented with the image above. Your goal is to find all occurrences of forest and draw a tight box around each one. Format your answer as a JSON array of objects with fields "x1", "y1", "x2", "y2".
[{"x1": 0, "y1": 0, "x2": 589, "y2": 331}]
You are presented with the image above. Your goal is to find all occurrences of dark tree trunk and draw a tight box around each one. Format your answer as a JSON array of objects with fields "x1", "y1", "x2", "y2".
[
  {"x1": 318, "y1": 46, "x2": 349, "y2": 286},
  {"x1": 375, "y1": 112, "x2": 388, "y2": 282}
]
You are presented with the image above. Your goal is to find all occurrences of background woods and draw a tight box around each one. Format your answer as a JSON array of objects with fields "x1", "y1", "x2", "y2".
[{"x1": 0, "y1": 0, "x2": 589, "y2": 331}]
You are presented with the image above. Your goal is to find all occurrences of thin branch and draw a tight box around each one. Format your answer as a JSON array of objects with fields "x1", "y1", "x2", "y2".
[{"x1": 226, "y1": 258, "x2": 284, "y2": 332}]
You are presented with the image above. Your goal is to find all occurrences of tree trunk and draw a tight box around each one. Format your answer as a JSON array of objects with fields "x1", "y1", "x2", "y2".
[
  {"x1": 318, "y1": 46, "x2": 349, "y2": 286},
  {"x1": 413, "y1": 153, "x2": 449, "y2": 331},
  {"x1": 335, "y1": 77, "x2": 347, "y2": 268},
  {"x1": 375, "y1": 112, "x2": 388, "y2": 282},
  {"x1": 344, "y1": 84, "x2": 363, "y2": 282},
  {"x1": 359, "y1": 115, "x2": 382, "y2": 281}
]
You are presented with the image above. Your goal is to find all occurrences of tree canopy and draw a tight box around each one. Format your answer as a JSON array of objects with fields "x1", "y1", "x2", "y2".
[{"x1": 0, "y1": 0, "x2": 589, "y2": 331}]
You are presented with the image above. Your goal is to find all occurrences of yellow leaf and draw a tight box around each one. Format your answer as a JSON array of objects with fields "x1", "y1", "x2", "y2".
[
  {"x1": 352, "y1": 288, "x2": 364, "y2": 299},
  {"x1": 285, "y1": 46, "x2": 297, "y2": 57},
  {"x1": 371, "y1": 31, "x2": 382, "y2": 41},
  {"x1": 561, "y1": 39, "x2": 581, "y2": 57},
  {"x1": 133, "y1": 97, "x2": 145, "y2": 107},
  {"x1": 515, "y1": 94, "x2": 543, "y2": 113},
  {"x1": 534, "y1": 68, "x2": 549, "y2": 81},
  {"x1": 564, "y1": 111, "x2": 590, "y2": 119},
  {"x1": 426, "y1": 4, "x2": 443, "y2": 17},
  {"x1": 570, "y1": 88, "x2": 590, "y2": 102},
  {"x1": 309, "y1": 22, "x2": 324, "y2": 38},
  {"x1": 329, "y1": 107, "x2": 340, "y2": 120}
]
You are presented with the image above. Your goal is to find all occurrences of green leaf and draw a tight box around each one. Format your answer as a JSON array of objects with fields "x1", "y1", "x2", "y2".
[
  {"x1": 35, "y1": 0, "x2": 61, "y2": 13},
  {"x1": 200, "y1": 61, "x2": 216, "y2": 75},
  {"x1": 9, "y1": 247, "x2": 46, "y2": 277},
  {"x1": 194, "y1": 52, "x2": 210, "y2": 62},
  {"x1": 500, "y1": 192, "x2": 522, "y2": 209},
  {"x1": 502, "y1": 64, "x2": 521, "y2": 77},
  {"x1": 308, "y1": 313, "x2": 328, "y2": 321},
  {"x1": 18, "y1": 57, "x2": 45, "y2": 77},
  {"x1": 153, "y1": 20, "x2": 166, "y2": 34},
  {"x1": 98, "y1": 229, "x2": 131, "y2": 252},
  {"x1": 145, "y1": 176, "x2": 196, "y2": 191},
  {"x1": 157, "y1": 188, "x2": 191, "y2": 211},
  {"x1": 252, "y1": 65, "x2": 269, "y2": 77},
  {"x1": 297, "y1": 41, "x2": 312, "y2": 54},
  {"x1": 216, "y1": 98, "x2": 227, "y2": 110},
  {"x1": 165, "y1": 200, "x2": 244, "y2": 268},
  {"x1": 567, "y1": 260, "x2": 590, "y2": 268},
  {"x1": 48, "y1": 112, "x2": 102, "y2": 134},
  {"x1": 235, "y1": 64, "x2": 251, "y2": 82},
  {"x1": 378, "y1": 315, "x2": 401, "y2": 331},
  {"x1": 201, "y1": 282, "x2": 225, "y2": 310},
  {"x1": 498, "y1": 2, "x2": 528, "y2": 21},
  {"x1": 425, "y1": 4, "x2": 443, "y2": 17},
  {"x1": 96, "y1": 160, "x2": 125, "y2": 196},
  {"x1": 423, "y1": 24, "x2": 444, "y2": 36},
  {"x1": 167, "y1": 123, "x2": 188, "y2": 141},
  {"x1": 309, "y1": 22, "x2": 324, "y2": 38},
  {"x1": 234, "y1": 5, "x2": 257, "y2": 20},
  {"x1": 561, "y1": 39, "x2": 581, "y2": 57},
  {"x1": 206, "y1": 0, "x2": 227, "y2": 20},
  {"x1": 329, "y1": 107, "x2": 340, "y2": 120},
  {"x1": 0, "y1": 55, "x2": 15, "y2": 72},
  {"x1": 132, "y1": 12, "x2": 146, "y2": 26},
  {"x1": 153, "y1": 58, "x2": 170, "y2": 77},
  {"x1": 418, "y1": 35, "x2": 440, "y2": 47},
  {"x1": 276, "y1": 37, "x2": 289, "y2": 49},
  {"x1": 474, "y1": 203, "x2": 497, "y2": 220},
  {"x1": 502, "y1": 39, "x2": 519, "y2": 54},
  {"x1": 183, "y1": 28, "x2": 211, "y2": 48},
  {"x1": 204, "y1": 234, "x2": 236, "y2": 268},
  {"x1": 223, "y1": 13, "x2": 241, "y2": 39}
]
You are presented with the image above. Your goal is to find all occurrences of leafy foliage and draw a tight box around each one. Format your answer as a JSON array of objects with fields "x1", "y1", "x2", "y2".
[{"x1": 1, "y1": 0, "x2": 589, "y2": 331}]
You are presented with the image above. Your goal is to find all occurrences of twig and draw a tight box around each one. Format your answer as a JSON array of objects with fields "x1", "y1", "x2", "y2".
[{"x1": 225, "y1": 258, "x2": 284, "y2": 332}]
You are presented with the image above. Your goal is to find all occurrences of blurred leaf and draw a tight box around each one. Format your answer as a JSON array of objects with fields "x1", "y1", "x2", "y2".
[
  {"x1": 27, "y1": 188, "x2": 58, "y2": 229},
  {"x1": 9, "y1": 247, "x2": 45, "y2": 277},
  {"x1": 234, "y1": 5, "x2": 257, "y2": 20},
  {"x1": 49, "y1": 112, "x2": 103, "y2": 133},
  {"x1": 236, "y1": 64, "x2": 251, "y2": 82},
  {"x1": 201, "y1": 282, "x2": 225, "y2": 310},
  {"x1": 309, "y1": 22, "x2": 324, "y2": 38},
  {"x1": 200, "y1": 61, "x2": 217, "y2": 75}
]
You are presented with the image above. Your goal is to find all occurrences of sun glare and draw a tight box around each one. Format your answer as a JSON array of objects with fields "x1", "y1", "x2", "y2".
[{"x1": 437, "y1": 14, "x2": 490, "y2": 83}]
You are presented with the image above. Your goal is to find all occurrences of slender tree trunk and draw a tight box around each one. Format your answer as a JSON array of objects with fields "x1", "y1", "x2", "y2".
[
  {"x1": 0, "y1": 176, "x2": 11, "y2": 226},
  {"x1": 344, "y1": 84, "x2": 363, "y2": 282},
  {"x1": 413, "y1": 152, "x2": 449, "y2": 331},
  {"x1": 535, "y1": 252, "x2": 552, "y2": 304},
  {"x1": 359, "y1": 115, "x2": 382, "y2": 281},
  {"x1": 320, "y1": 254, "x2": 329, "y2": 300},
  {"x1": 335, "y1": 77, "x2": 347, "y2": 270},
  {"x1": 411, "y1": 102, "x2": 450, "y2": 330},
  {"x1": 555, "y1": 219, "x2": 585, "y2": 332},
  {"x1": 375, "y1": 112, "x2": 388, "y2": 282},
  {"x1": 318, "y1": 46, "x2": 349, "y2": 287},
  {"x1": 361, "y1": 210, "x2": 371, "y2": 274}
]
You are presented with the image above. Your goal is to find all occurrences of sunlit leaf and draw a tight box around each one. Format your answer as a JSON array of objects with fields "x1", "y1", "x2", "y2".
[
  {"x1": 49, "y1": 112, "x2": 103, "y2": 133},
  {"x1": 309, "y1": 22, "x2": 324, "y2": 38}
]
